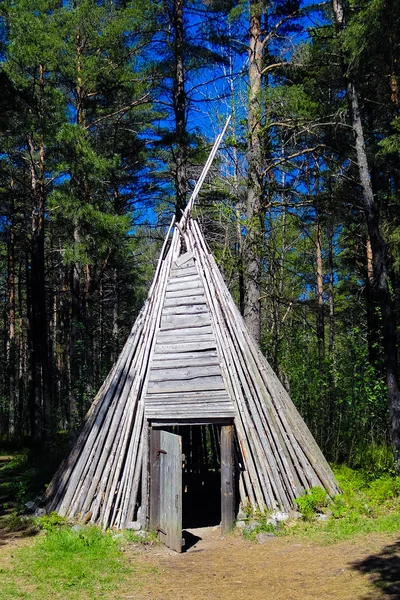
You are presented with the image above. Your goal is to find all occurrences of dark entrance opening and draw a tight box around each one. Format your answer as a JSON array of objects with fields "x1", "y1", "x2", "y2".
[{"x1": 165, "y1": 424, "x2": 222, "y2": 528}]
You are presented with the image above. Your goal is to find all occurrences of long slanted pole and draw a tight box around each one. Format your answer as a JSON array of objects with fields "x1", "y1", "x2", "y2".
[{"x1": 181, "y1": 116, "x2": 231, "y2": 225}]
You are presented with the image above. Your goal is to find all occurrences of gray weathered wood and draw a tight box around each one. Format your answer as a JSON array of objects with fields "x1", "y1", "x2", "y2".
[
  {"x1": 149, "y1": 365, "x2": 222, "y2": 382},
  {"x1": 163, "y1": 295, "x2": 207, "y2": 307},
  {"x1": 221, "y1": 425, "x2": 235, "y2": 534},
  {"x1": 149, "y1": 428, "x2": 161, "y2": 533},
  {"x1": 154, "y1": 341, "x2": 217, "y2": 354},
  {"x1": 158, "y1": 430, "x2": 182, "y2": 553},
  {"x1": 166, "y1": 278, "x2": 202, "y2": 292},
  {"x1": 160, "y1": 314, "x2": 211, "y2": 331},
  {"x1": 151, "y1": 356, "x2": 220, "y2": 370},
  {"x1": 165, "y1": 287, "x2": 204, "y2": 298},
  {"x1": 168, "y1": 266, "x2": 198, "y2": 279},
  {"x1": 45, "y1": 207, "x2": 339, "y2": 537},
  {"x1": 152, "y1": 350, "x2": 218, "y2": 362},
  {"x1": 147, "y1": 376, "x2": 226, "y2": 394},
  {"x1": 156, "y1": 335, "x2": 215, "y2": 347},
  {"x1": 146, "y1": 390, "x2": 229, "y2": 401},
  {"x1": 174, "y1": 250, "x2": 194, "y2": 267},
  {"x1": 162, "y1": 304, "x2": 209, "y2": 315},
  {"x1": 158, "y1": 325, "x2": 213, "y2": 338}
]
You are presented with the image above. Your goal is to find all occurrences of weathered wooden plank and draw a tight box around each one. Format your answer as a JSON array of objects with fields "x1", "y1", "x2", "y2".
[
  {"x1": 160, "y1": 314, "x2": 211, "y2": 331},
  {"x1": 163, "y1": 295, "x2": 207, "y2": 307},
  {"x1": 146, "y1": 395, "x2": 232, "y2": 403},
  {"x1": 170, "y1": 263, "x2": 195, "y2": 276},
  {"x1": 152, "y1": 351, "x2": 218, "y2": 362},
  {"x1": 147, "y1": 377, "x2": 226, "y2": 394},
  {"x1": 146, "y1": 399, "x2": 233, "y2": 406},
  {"x1": 166, "y1": 279, "x2": 202, "y2": 293},
  {"x1": 168, "y1": 266, "x2": 198, "y2": 279},
  {"x1": 147, "y1": 403, "x2": 235, "y2": 411},
  {"x1": 156, "y1": 334, "x2": 215, "y2": 345},
  {"x1": 149, "y1": 418, "x2": 235, "y2": 426},
  {"x1": 162, "y1": 305, "x2": 209, "y2": 316},
  {"x1": 154, "y1": 341, "x2": 216, "y2": 354},
  {"x1": 147, "y1": 408, "x2": 235, "y2": 416},
  {"x1": 146, "y1": 390, "x2": 228, "y2": 400},
  {"x1": 158, "y1": 431, "x2": 182, "y2": 553},
  {"x1": 173, "y1": 250, "x2": 194, "y2": 267},
  {"x1": 147, "y1": 409, "x2": 236, "y2": 419},
  {"x1": 147, "y1": 399, "x2": 230, "y2": 406},
  {"x1": 167, "y1": 274, "x2": 200, "y2": 285},
  {"x1": 151, "y1": 356, "x2": 220, "y2": 370},
  {"x1": 149, "y1": 365, "x2": 221, "y2": 382},
  {"x1": 165, "y1": 287, "x2": 204, "y2": 298},
  {"x1": 221, "y1": 425, "x2": 235, "y2": 534},
  {"x1": 158, "y1": 325, "x2": 213, "y2": 338}
]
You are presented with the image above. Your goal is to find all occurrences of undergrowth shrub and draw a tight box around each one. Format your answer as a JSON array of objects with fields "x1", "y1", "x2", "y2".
[
  {"x1": 295, "y1": 487, "x2": 329, "y2": 520},
  {"x1": 35, "y1": 511, "x2": 68, "y2": 531}
]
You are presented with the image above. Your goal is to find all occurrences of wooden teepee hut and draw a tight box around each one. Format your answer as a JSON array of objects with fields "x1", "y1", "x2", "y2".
[{"x1": 45, "y1": 124, "x2": 339, "y2": 552}]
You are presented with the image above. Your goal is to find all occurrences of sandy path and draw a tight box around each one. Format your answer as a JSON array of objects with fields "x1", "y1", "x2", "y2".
[{"x1": 124, "y1": 527, "x2": 400, "y2": 600}]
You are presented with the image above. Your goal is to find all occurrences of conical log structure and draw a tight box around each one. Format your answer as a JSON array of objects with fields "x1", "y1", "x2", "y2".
[{"x1": 45, "y1": 214, "x2": 339, "y2": 529}]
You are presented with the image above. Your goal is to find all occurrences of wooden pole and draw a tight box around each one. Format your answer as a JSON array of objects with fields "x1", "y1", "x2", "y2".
[
  {"x1": 149, "y1": 428, "x2": 161, "y2": 533},
  {"x1": 221, "y1": 425, "x2": 235, "y2": 534}
]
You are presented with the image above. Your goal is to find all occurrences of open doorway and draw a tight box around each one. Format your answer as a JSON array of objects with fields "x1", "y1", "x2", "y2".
[
  {"x1": 149, "y1": 422, "x2": 236, "y2": 552},
  {"x1": 181, "y1": 425, "x2": 221, "y2": 528}
]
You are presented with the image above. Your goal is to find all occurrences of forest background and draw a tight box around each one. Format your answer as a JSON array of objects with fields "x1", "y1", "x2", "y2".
[{"x1": 1, "y1": 0, "x2": 400, "y2": 473}]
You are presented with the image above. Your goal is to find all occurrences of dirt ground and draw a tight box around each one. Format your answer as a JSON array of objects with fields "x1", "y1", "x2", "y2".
[
  {"x1": 1, "y1": 523, "x2": 400, "y2": 599},
  {"x1": 123, "y1": 527, "x2": 400, "y2": 600}
]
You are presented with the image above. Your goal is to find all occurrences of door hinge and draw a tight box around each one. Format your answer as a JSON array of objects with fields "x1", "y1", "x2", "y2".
[{"x1": 157, "y1": 526, "x2": 167, "y2": 535}]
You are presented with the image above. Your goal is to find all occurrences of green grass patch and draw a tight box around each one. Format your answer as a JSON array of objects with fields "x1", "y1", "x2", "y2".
[
  {"x1": 0, "y1": 526, "x2": 135, "y2": 599},
  {"x1": 241, "y1": 465, "x2": 400, "y2": 544},
  {"x1": 283, "y1": 465, "x2": 400, "y2": 543}
]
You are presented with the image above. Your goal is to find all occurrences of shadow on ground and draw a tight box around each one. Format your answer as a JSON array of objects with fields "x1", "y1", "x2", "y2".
[
  {"x1": 182, "y1": 530, "x2": 202, "y2": 552},
  {"x1": 352, "y1": 539, "x2": 400, "y2": 599}
]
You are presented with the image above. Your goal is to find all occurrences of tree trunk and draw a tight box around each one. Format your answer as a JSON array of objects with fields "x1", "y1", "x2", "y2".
[
  {"x1": 333, "y1": 0, "x2": 400, "y2": 468},
  {"x1": 173, "y1": 0, "x2": 187, "y2": 220},
  {"x1": 17, "y1": 260, "x2": 25, "y2": 438},
  {"x1": 69, "y1": 30, "x2": 88, "y2": 424},
  {"x1": 28, "y1": 124, "x2": 51, "y2": 440},
  {"x1": 70, "y1": 236, "x2": 81, "y2": 421},
  {"x1": 244, "y1": 0, "x2": 264, "y2": 345},
  {"x1": 365, "y1": 234, "x2": 380, "y2": 365},
  {"x1": 316, "y1": 211, "x2": 325, "y2": 366},
  {"x1": 6, "y1": 185, "x2": 16, "y2": 437},
  {"x1": 328, "y1": 223, "x2": 335, "y2": 355},
  {"x1": 112, "y1": 268, "x2": 119, "y2": 362}
]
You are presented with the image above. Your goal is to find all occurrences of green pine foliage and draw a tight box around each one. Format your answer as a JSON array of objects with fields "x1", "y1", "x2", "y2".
[{"x1": 0, "y1": 0, "x2": 399, "y2": 480}]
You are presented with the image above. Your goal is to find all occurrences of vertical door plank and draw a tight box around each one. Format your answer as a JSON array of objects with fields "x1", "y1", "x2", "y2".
[
  {"x1": 221, "y1": 425, "x2": 235, "y2": 534},
  {"x1": 159, "y1": 430, "x2": 182, "y2": 552}
]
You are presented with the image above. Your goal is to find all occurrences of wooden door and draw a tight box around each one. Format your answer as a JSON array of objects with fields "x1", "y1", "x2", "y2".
[{"x1": 158, "y1": 430, "x2": 182, "y2": 552}]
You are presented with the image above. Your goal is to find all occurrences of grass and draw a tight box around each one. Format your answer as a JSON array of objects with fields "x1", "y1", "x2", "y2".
[
  {"x1": 242, "y1": 464, "x2": 400, "y2": 544},
  {"x1": 3, "y1": 445, "x2": 400, "y2": 596},
  {"x1": 0, "y1": 450, "x2": 157, "y2": 599},
  {"x1": 0, "y1": 526, "x2": 135, "y2": 599}
]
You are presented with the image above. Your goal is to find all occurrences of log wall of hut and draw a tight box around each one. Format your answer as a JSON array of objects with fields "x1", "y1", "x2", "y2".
[{"x1": 45, "y1": 213, "x2": 340, "y2": 530}]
